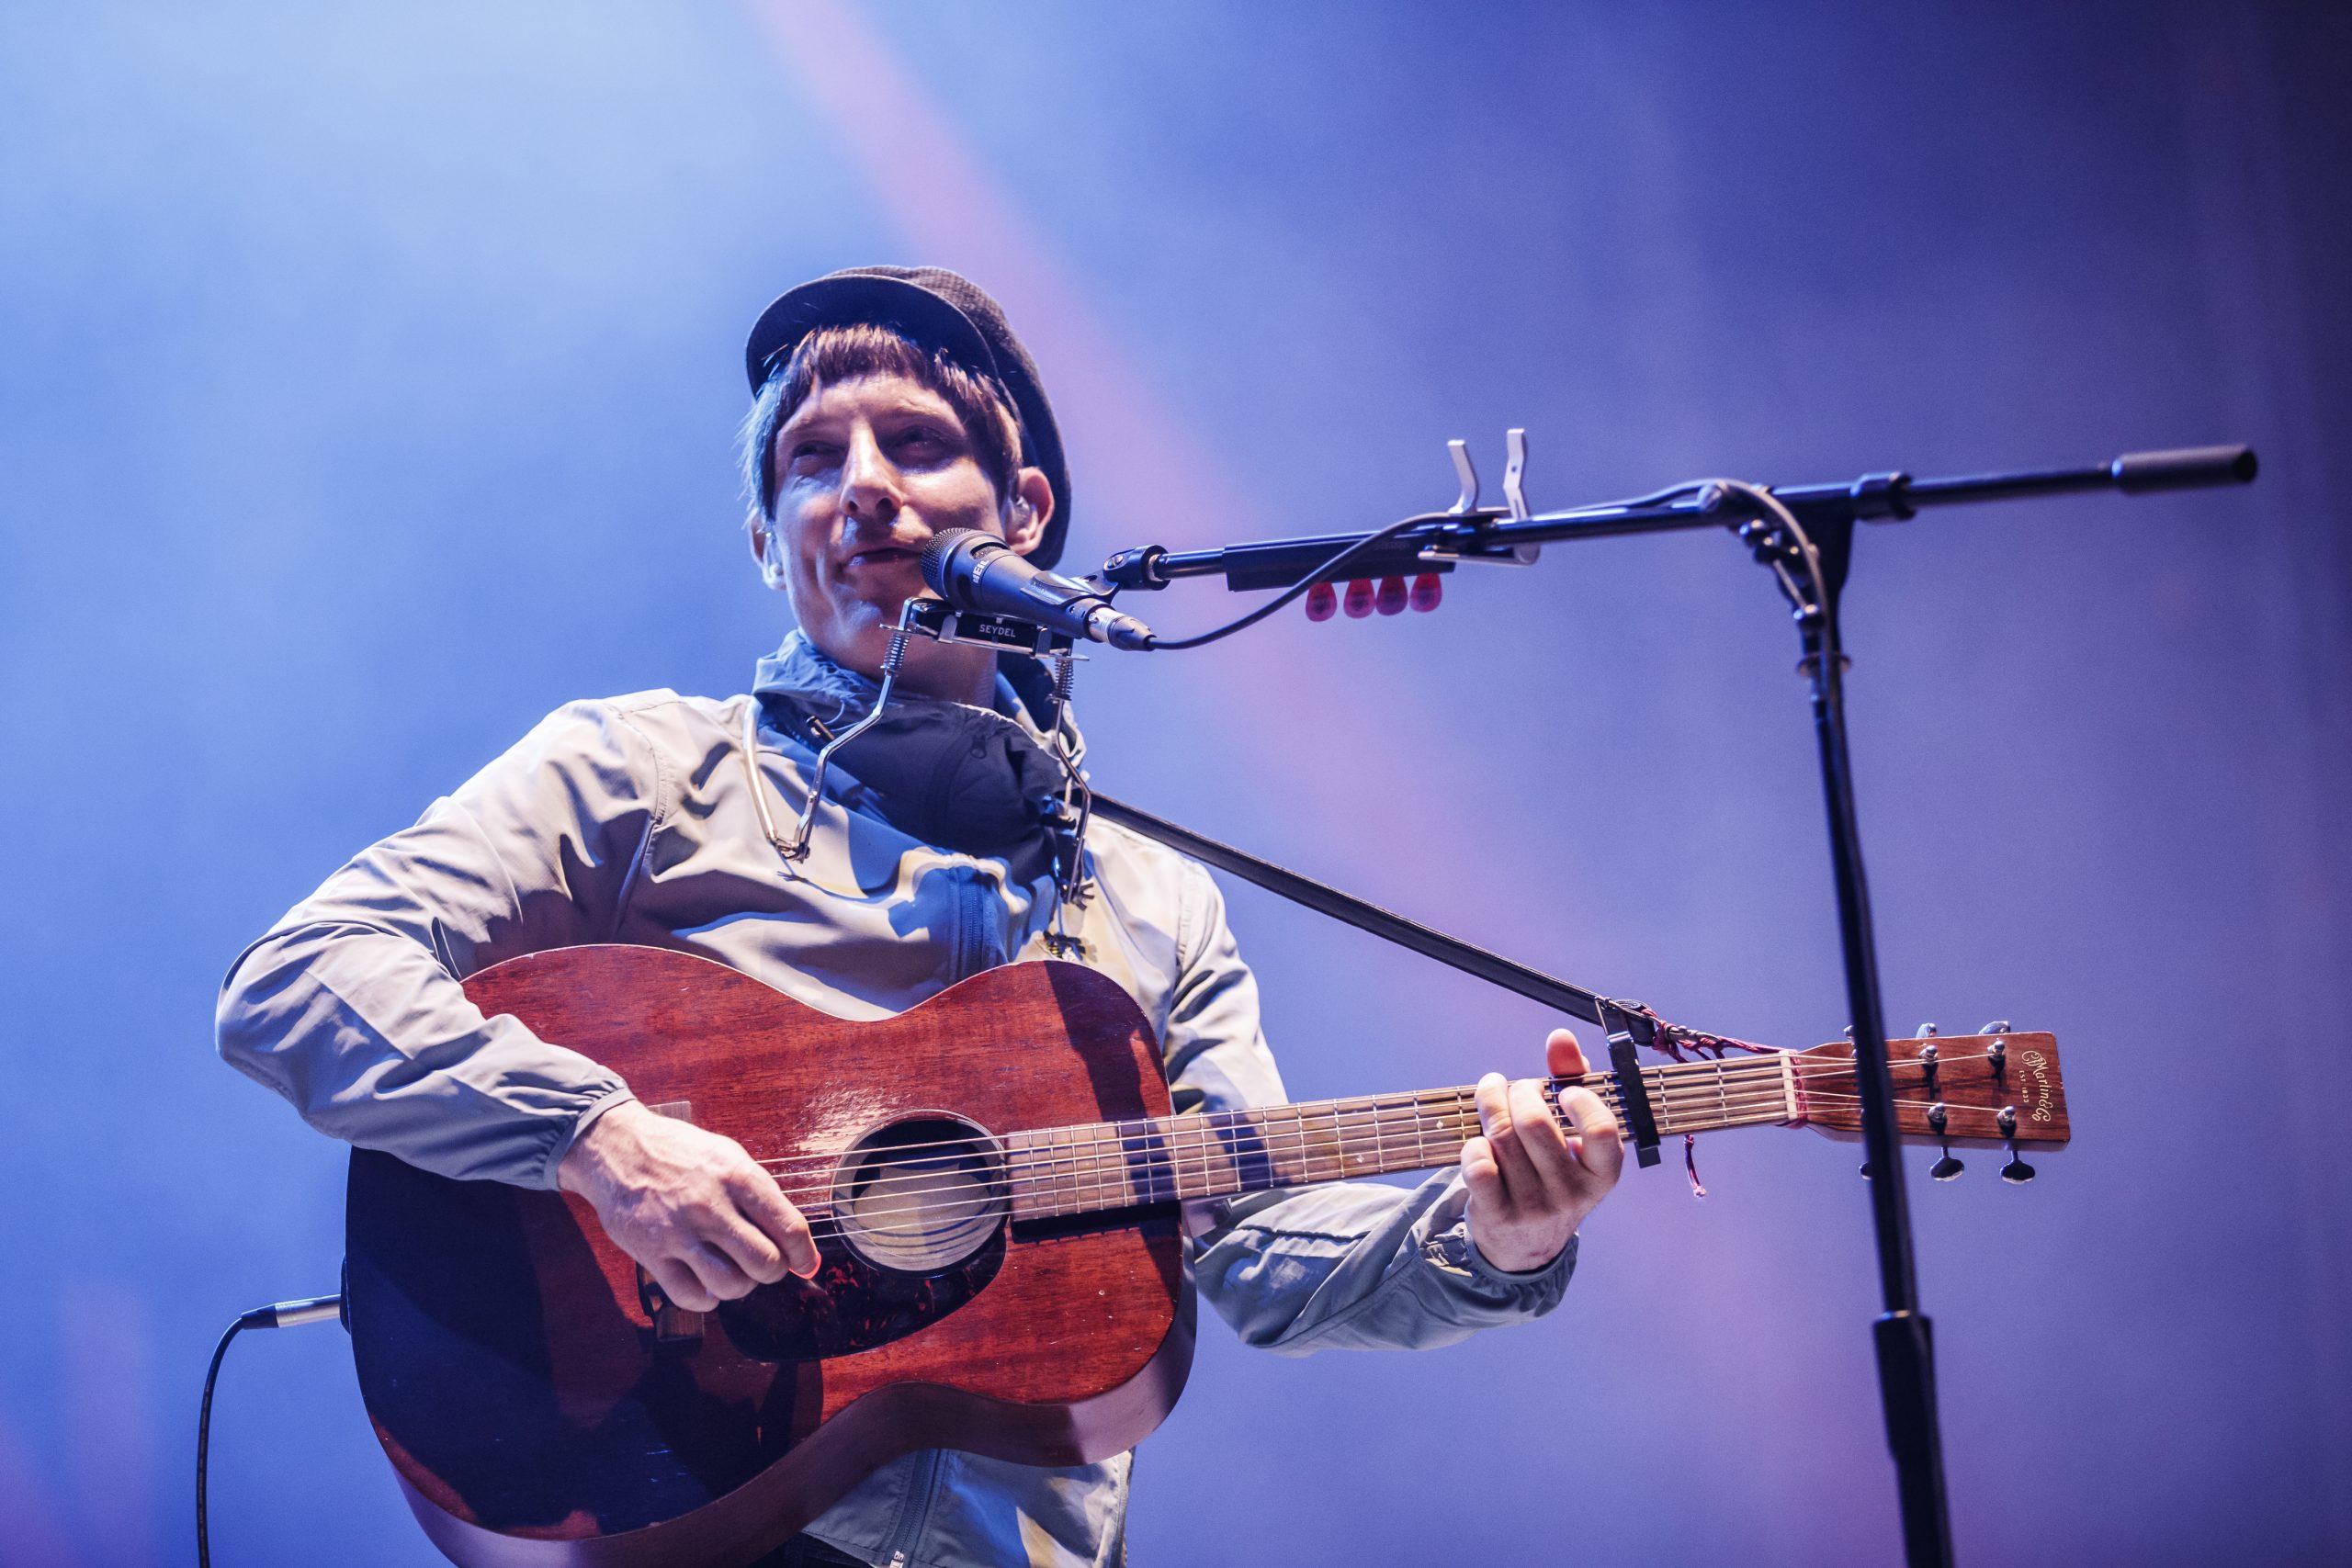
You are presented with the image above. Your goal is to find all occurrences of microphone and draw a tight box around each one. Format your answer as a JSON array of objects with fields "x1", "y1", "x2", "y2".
[{"x1": 922, "y1": 528, "x2": 1156, "y2": 650}]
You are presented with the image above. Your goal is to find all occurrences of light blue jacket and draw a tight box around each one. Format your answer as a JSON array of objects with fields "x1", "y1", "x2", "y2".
[{"x1": 217, "y1": 633, "x2": 1575, "y2": 1568}]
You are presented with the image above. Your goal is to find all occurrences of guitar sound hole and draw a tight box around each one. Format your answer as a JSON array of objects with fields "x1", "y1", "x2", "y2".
[{"x1": 831, "y1": 1115, "x2": 1010, "y2": 1274}]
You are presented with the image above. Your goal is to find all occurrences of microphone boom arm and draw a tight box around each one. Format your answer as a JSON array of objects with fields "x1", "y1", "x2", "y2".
[{"x1": 1097, "y1": 444, "x2": 2258, "y2": 593}]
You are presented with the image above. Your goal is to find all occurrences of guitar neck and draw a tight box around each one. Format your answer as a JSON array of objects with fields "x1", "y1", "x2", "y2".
[{"x1": 1005, "y1": 1054, "x2": 1798, "y2": 1220}]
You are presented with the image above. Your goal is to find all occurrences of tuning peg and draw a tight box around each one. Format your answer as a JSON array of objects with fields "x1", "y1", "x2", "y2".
[
  {"x1": 1928, "y1": 1101, "x2": 1963, "y2": 1181},
  {"x1": 1916, "y1": 1021, "x2": 1939, "y2": 1037},
  {"x1": 1996, "y1": 1104, "x2": 2035, "y2": 1184},
  {"x1": 1859, "y1": 1162, "x2": 1873, "y2": 1180},
  {"x1": 1980, "y1": 1019, "x2": 2013, "y2": 1035},
  {"x1": 1304, "y1": 581, "x2": 1337, "y2": 622}
]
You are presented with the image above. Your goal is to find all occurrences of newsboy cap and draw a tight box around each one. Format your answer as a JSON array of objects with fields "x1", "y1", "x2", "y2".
[{"x1": 745, "y1": 265, "x2": 1073, "y2": 570}]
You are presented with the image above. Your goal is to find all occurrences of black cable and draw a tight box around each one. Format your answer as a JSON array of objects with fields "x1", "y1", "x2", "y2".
[
  {"x1": 197, "y1": 1294, "x2": 343, "y2": 1567},
  {"x1": 1138, "y1": 479, "x2": 1713, "y2": 651},
  {"x1": 1140, "y1": 514, "x2": 1429, "y2": 649},
  {"x1": 196, "y1": 1316, "x2": 248, "y2": 1568}
]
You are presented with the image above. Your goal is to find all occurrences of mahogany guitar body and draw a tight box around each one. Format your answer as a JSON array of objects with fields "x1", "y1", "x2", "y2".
[{"x1": 345, "y1": 946, "x2": 1193, "y2": 1568}]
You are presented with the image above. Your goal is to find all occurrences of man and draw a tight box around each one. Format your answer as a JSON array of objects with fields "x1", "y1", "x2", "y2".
[{"x1": 218, "y1": 265, "x2": 1623, "y2": 1568}]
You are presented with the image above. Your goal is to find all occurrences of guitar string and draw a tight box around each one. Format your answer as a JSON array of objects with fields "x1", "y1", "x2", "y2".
[
  {"x1": 736, "y1": 1044, "x2": 2018, "y2": 1181},
  {"x1": 735, "y1": 1044, "x2": 2016, "y2": 1176},
  {"x1": 762, "y1": 1088, "x2": 1518, "y2": 1213},
  {"x1": 742, "y1": 1053, "x2": 1956, "y2": 1175},
  {"x1": 738, "y1": 1050, "x2": 2016, "y2": 1188},
  {"x1": 742, "y1": 1081, "x2": 2036, "y2": 1228},
  {"x1": 781, "y1": 1097, "x2": 2013, "y2": 1232},
  {"x1": 760, "y1": 1089, "x2": 2039, "y2": 1241},
  {"x1": 777, "y1": 1099, "x2": 2039, "y2": 1235},
  {"x1": 734, "y1": 1055, "x2": 2029, "y2": 1215},
  {"x1": 745, "y1": 1085, "x2": 1608, "y2": 1180},
  {"x1": 748, "y1": 1066, "x2": 2010, "y2": 1212},
  {"x1": 746, "y1": 1077, "x2": 1643, "y2": 1180},
  {"x1": 769, "y1": 1103, "x2": 1608, "y2": 1224},
  {"x1": 712, "y1": 1057, "x2": 2018, "y2": 1221},
  {"x1": 786, "y1": 1112, "x2": 1820, "y2": 1241},
  {"x1": 776, "y1": 1102, "x2": 2024, "y2": 1244},
  {"x1": 780, "y1": 1090, "x2": 2013, "y2": 1222}
]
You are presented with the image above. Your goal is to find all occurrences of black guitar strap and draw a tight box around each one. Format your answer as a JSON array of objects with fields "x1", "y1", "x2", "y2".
[{"x1": 1086, "y1": 791, "x2": 1678, "y2": 1168}]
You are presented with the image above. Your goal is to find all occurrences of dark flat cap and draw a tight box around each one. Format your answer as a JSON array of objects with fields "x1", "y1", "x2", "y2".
[{"x1": 745, "y1": 266, "x2": 1073, "y2": 570}]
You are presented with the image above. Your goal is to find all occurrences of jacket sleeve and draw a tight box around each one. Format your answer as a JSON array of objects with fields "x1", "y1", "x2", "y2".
[
  {"x1": 215, "y1": 700, "x2": 659, "y2": 1190},
  {"x1": 1161, "y1": 863, "x2": 1576, "y2": 1355}
]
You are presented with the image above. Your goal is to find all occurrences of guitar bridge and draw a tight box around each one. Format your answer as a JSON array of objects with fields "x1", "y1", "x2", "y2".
[{"x1": 636, "y1": 1267, "x2": 706, "y2": 1354}]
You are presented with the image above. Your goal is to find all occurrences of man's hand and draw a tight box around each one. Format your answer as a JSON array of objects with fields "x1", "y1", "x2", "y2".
[
  {"x1": 558, "y1": 1100, "x2": 820, "y2": 1312},
  {"x1": 1460, "y1": 1029, "x2": 1625, "y2": 1273}
]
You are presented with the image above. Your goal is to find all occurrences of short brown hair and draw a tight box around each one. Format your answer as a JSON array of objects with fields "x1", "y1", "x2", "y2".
[{"x1": 739, "y1": 322, "x2": 1023, "y2": 525}]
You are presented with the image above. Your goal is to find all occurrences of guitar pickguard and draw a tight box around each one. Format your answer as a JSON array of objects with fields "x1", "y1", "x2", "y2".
[{"x1": 715, "y1": 1227, "x2": 1007, "y2": 1363}]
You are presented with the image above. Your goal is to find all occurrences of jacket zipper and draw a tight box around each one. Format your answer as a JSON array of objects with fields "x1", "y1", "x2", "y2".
[{"x1": 880, "y1": 1447, "x2": 943, "y2": 1568}]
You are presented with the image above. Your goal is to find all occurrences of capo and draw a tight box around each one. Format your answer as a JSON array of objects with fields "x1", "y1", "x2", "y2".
[{"x1": 1600, "y1": 1001, "x2": 1663, "y2": 1168}]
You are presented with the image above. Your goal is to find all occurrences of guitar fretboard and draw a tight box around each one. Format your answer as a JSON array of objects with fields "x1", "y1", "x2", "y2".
[{"x1": 1003, "y1": 1053, "x2": 1799, "y2": 1220}]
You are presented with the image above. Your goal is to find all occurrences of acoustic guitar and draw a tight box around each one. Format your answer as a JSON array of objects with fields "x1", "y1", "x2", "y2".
[{"x1": 345, "y1": 944, "x2": 2070, "y2": 1566}]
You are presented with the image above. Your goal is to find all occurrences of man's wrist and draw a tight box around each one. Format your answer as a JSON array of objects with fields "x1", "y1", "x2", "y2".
[
  {"x1": 1464, "y1": 1220, "x2": 1577, "y2": 1280},
  {"x1": 556, "y1": 1091, "x2": 642, "y2": 1195}
]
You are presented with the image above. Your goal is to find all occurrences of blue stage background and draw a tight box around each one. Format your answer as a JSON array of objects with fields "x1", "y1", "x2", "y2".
[{"x1": 2, "y1": 3, "x2": 2346, "y2": 1563}]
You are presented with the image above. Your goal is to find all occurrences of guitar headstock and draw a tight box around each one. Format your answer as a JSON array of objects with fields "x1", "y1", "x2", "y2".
[{"x1": 1793, "y1": 1024, "x2": 2068, "y2": 1180}]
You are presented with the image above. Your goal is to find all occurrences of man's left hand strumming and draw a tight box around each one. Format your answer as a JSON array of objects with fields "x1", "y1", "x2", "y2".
[{"x1": 1462, "y1": 1031, "x2": 1624, "y2": 1272}]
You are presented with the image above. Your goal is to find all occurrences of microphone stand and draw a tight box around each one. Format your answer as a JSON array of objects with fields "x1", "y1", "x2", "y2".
[{"x1": 1094, "y1": 442, "x2": 2258, "y2": 1568}]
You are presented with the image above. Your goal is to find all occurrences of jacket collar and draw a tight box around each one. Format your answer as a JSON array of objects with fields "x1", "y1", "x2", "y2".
[
  {"x1": 752, "y1": 630, "x2": 1024, "y2": 728},
  {"x1": 752, "y1": 629, "x2": 1085, "y2": 764}
]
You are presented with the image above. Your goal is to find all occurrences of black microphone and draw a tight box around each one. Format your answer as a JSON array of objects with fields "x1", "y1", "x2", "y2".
[{"x1": 921, "y1": 528, "x2": 1156, "y2": 650}]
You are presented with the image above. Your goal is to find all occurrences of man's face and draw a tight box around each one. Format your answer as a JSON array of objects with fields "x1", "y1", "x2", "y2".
[{"x1": 753, "y1": 370, "x2": 1039, "y2": 676}]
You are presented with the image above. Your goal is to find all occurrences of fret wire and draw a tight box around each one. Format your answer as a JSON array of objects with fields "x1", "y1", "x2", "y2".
[
  {"x1": 1039, "y1": 1122, "x2": 1066, "y2": 1213},
  {"x1": 1068, "y1": 1122, "x2": 1090, "y2": 1213},
  {"x1": 1059, "y1": 1122, "x2": 1078, "y2": 1213},
  {"x1": 1045, "y1": 1122, "x2": 1065, "y2": 1216},
  {"x1": 1181, "y1": 1106, "x2": 1201, "y2": 1201},
  {"x1": 1049, "y1": 1122, "x2": 1075, "y2": 1216},
  {"x1": 1079, "y1": 1126, "x2": 1091, "y2": 1213},
  {"x1": 1103, "y1": 1118, "x2": 1124, "y2": 1210},
  {"x1": 1195, "y1": 1105, "x2": 1216, "y2": 1201}
]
